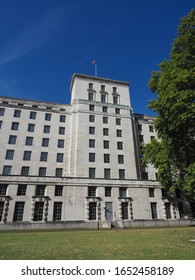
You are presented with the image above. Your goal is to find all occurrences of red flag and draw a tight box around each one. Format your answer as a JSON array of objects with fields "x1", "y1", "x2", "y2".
[{"x1": 92, "y1": 60, "x2": 97, "y2": 64}]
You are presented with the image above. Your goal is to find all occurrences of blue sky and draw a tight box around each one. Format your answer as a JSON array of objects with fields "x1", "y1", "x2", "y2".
[{"x1": 0, "y1": 0, "x2": 194, "y2": 115}]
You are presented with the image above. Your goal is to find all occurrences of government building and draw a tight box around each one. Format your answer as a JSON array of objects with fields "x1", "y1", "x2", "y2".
[{"x1": 0, "y1": 74, "x2": 194, "y2": 230}]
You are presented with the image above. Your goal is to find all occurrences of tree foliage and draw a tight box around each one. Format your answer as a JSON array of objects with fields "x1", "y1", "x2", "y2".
[{"x1": 142, "y1": 9, "x2": 195, "y2": 198}]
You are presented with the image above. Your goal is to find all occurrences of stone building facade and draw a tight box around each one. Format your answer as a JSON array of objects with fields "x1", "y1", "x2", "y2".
[{"x1": 0, "y1": 74, "x2": 193, "y2": 230}]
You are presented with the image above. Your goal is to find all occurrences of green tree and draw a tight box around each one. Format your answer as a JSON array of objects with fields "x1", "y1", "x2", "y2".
[{"x1": 142, "y1": 9, "x2": 195, "y2": 199}]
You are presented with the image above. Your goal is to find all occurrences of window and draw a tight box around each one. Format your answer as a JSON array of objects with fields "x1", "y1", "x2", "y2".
[
  {"x1": 7, "y1": 132, "x2": 17, "y2": 147},
  {"x1": 43, "y1": 125, "x2": 50, "y2": 133},
  {"x1": 39, "y1": 167, "x2": 47, "y2": 176},
  {"x1": 88, "y1": 92, "x2": 94, "y2": 101},
  {"x1": 58, "y1": 139, "x2": 64, "y2": 148},
  {"x1": 143, "y1": 172, "x2": 148, "y2": 180},
  {"x1": 35, "y1": 185, "x2": 46, "y2": 196},
  {"x1": 102, "y1": 106, "x2": 107, "y2": 113},
  {"x1": 89, "y1": 115, "x2": 95, "y2": 122},
  {"x1": 5, "y1": 150, "x2": 14, "y2": 160},
  {"x1": 139, "y1": 135, "x2": 144, "y2": 142},
  {"x1": 101, "y1": 94, "x2": 106, "y2": 103},
  {"x1": 59, "y1": 127, "x2": 65, "y2": 135},
  {"x1": 42, "y1": 138, "x2": 49, "y2": 147},
  {"x1": 138, "y1": 124, "x2": 142, "y2": 131},
  {"x1": 113, "y1": 87, "x2": 117, "y2": 93},
  {"x1": 28, "y1": 123, "x2": 35, "y2": 132},
  {"x1": 55, "y1": 185, "x2": 63, "y2": 196},
  {"x1": 151, "y1": 202, "x2": 158, "y2": 219},
  {"x1": 104, "y1": 154, "x2": 110, "y2": 163},
  {"x1": 0, "y1": 108, "x2": 5, "y2": 116},
  {"x1": 117, "y1": 129, "x2": 122, "y2": 137},
  {"x1": 165, "y1": 202, "x2": 172, "y2": 219},
  {"x1": 3, "y1": 165, "x2": 12, "y2": 175},
  {"x1": 117, "y1": 142, "x2": 123, "y2": 150},
  {"x1": 150, "y1": 136, "x2": 155, "y2": 141},
  {"x1": 88, "y1": 186, "x2": 96, "y2": 197},
  {"x1": 149, "y1": 125, "x2": 154, "y2": 132},
  {"x1": 161, "y1": 188, "x2": 168, "y2": 198},
  {"x1": 89, "y1": 168, "x2": 96, "y2": 178},
  {"x1": 89, "y1": 202, "x2": 96, "y2": 220},
  {"x1": 103, "y1": 128, "x2": 109, "y2": 136},
  {"x1": 89, "y1": 126, "x2": 95, "y2": 134},
  {"x1": 11, "y1": 122, "x2": 19, "y2": 131},
  {"x1": 0, "y1": 184, "x2": 8, "y2": 195},
  {"x1": 149, "y1": 188, "x2": 155, "y2": 197},
  {"x1": 89, "y1": 139, "x2": 95, "y2": 148},
  {"x1": 103, "y1": 140, "x2": 109, "y2": 149},
  {"x1": 14, "y1": 109, "x2": 21, "y2": 118},
  {"x1": 17, "y1": 185, "x2": 27, "y2": 196},
  {"x1": 118, "y1": 155, "x2": 124, "y2": 164},
  {"x1": 21, "y1": 166, "x2": 30, "y2": 176},
  {"x1": 121, "y1": 202, "x2": 128, "y2": 220},
  {"x1": 23, "y1": 151, "x2": 32, "y2": 161},
  {"x1": 60, "y1": 115, "x2": 66, "y2": 122},
  {"x1": 119, "y1": 187, "x2": 127, "y2": 197},
  {"x1": 104, "y1": 168, "x2": 111, "y2": 179},
  {"x1": 33, "y1": 202, "x2": 44, "y2": 221},
  {"x1": 29, "y1": 111, "x2": 37, "y2": 119},
  {"x1": 57, "y1": 153, "x2": 64, "y2": 162},
  {"x1": 55, "y1": 168, "x2": 63, "y2": 177},
  {"x1": 13, "y1": 202, "x2": 25, "y2": 222},
  {"x1": 89, "y1": 83, "x2": 93, "y2": 89},
  {"x1": 101, "y1": 85, "x2": 105, "y2": 91},
  {"x1": 105, "y1": 187, "x2": 112, "y2": 197},
  {"x1": 53, "y1": 202, "x2": 62, "y2": 221},
  {"x1": 89, "y1": 153, "x2": 95, "y2": 162},
  {"x1": 119, "y1": 169, "x2": 126, "y2": 179},
  {"x1": 45, "y1": 113, "x2": 51, "y2": 121},
  {"x1": 103, "y1": 116, "x2": 108, "y2": 124},
  {"x1": 89, "y1": 105, "x2": 94, "y2": 111},
  {"x1": 115, "y1": 108, "x2": 120, "y2": 114},
  {"x1": 0, "y1": 201, "x2": 4, "y2": 221},
  {"x1": 25, "y1": 136, "x2": 33, "y2": 146},
  {"x1": 116, "y1": 118, "x2": 121, "y2": 125},
  {"x1": 113, "y1": 96, "x2": 118, "y2": 104},
  {"x1": 0, "y1": 121, "x2": 2, "y2": 129}
]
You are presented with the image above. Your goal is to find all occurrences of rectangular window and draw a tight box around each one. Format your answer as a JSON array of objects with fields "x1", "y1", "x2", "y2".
[
  {"x1": 104, "y1": 168, "x2": 111, "y2": 179},
  {"x1": 11, "y1": 122, "x2": 19, "y2": 131},
  {"x1": 89, "y1": 168, "x2": 96, "y2": 178},
  {"x1": 55, "y1": 185, "x2": 63, "y2": 196},
  {"x1": 119, "y1": 169, "x2": 125, "y2": 179},
  {"x1": 29, "y1": 111, "x2": 37, "y2": 119},
  {"x1": 101, "y1": 94, "x2": 106, "y2": 103},
  {"x1": 88, "y1": 186, "x2": 96, "y2": 197},
  {"x1": 43, "y1": 125, "x2": 50, "y2": 133},
  {"x1": 89, "y1": 126, "x2": 95, "y2": 134},
  {"x1": 117, "y1": 142, "x2": 123, "y2": 150},
  {"x1": 89, "y1": 153, "x2": 95, "y2": 162},
  {"x1": 42, "y1": 138, "x2": 49, "y2": 147},
  {"x1": 13, "y1": 202, "x2": 25, "y2": 222},
  {"x1": 101, "y1": 85, "x2": 105, "y2": 91},
  {"x1": 89, "y1": 83, "x2": 93, "y2": 89},
  {"x1": 35, "y1": 185, "x2": 46, "y2": 196},
  {"x1": 105, "y1": 187, "x2": 112, "y2": 197},
  {"x1": 45, "y1": 113, "x2": 51, "y2": 121},
  {"x1": 21, "y1": 166, "x2": 30, "y2": 176},
  {"x1": 3, "y1": 165, "x2": 12, "y2": 175},
  {"x1": 0, "y1": 184, "x2": 8, "y2": 195},
  {"x1": 115, "y1": 108, "x2": 120, "y2": 114},
  {"x1": 150, "y1": 136, "x2": 155, "y2": 141},
  {"x1": 102, "y1": 106, "x2": 107, "y2": 113},
  {"x1": 59, "y1": 127, "x2": 65, "y2": 135},
  {"x1": 89, "y1": 115, "x2": 95, "y2": 122},
  {"x1": 161, "y1": 188, "x2": 168, "y2": 198},
  {"x1": 58, "y1": 139, "x2": 64, "y2": 148},
  {"x1": 119, "y1": 187, "x2": 127, "y2": 197},
  {"x1": 5, "y1": 149, "x2": 14, "y2": 160},
  {"x1": 103, "y1": 128, "x2": 109, "y2": 136},
  {"x1": 103, "y1": 116, "x2": 108, "y2": 124},
  {"x1": 88, "y1": 92, "x2": 94, "y2": 101},
  {"x1": 60, "y1": 115, "x2": 66, "y2": 122},
  {"x1": 139, "y1": 135, "x2": 144, "y2": 142},
  {"x1": 116, "y1": 118, "x2": 121, "y2": 125},
  {"x1": 138, "y1": 124, "x2": 142, "y2": 131},
  {"x1": 40, "y1": 152, "x2": 48, "y2": 162},
  {"x1": 117, "y1": 129, "x2": 122, "y2": 137},
  {"x1": 0, "y1": 108, "x2": 5, "y2": 116},
  {"x1": 121, "y1": 202, "x2": 128, "y2": 220},
  {"x1": 89, "y1": 202, "x2": 96, "y2": 220},
  {"x1": 28, "y1": 123, "x2": 35, "y2": 132},
  {"x1": 0, "y1": 120, "x2": 2, "y2": 129},
  {"x1": 55, "y1": 168, "x2": 63, "y2": 177},
  {"x1": 89, "y1": 139, "x2": 95, "y2": 148},
  {"x1": 104, "y1": 154, "x2": 110, "y2": 163},
  {"x1": 53, "y1": 202, "x2": 62, "y2": 221},
  {"x1": 149, "y1": 125, "x2": 154, "y2": 132},
  {"x1": 25, "y1": 136, "x2": 33, "y2": 146},
  {"x1": 0, "y1": 201, "x2": 4, "y2": 221},
  {"x1": 165, "y1": 202, "x2": 172, "y2": 219},
  {"x1": 23, "y1": 151, "x2": 31, "y2": 161},
  {"x1": 103, "y1": 140, "x2": 109, "y2": 149},
  {"x1": 14, "y1": 109, "x2": 21, "y2": 118},
  {"x1": 33, "y1": 202, "x2": 44, "y2": 221},
  {"x1": 151, "y1": 202, "x2": 158, "y2": 219},
  {"x1": 17, "y1": 185, "x2": 27, "y2": 196},
  {"x1": 57, "y1": 153, "x2": 64, "y2": 162},
  {"x1": 39, "y1": 167, "x2": 47, "y2": 176},
  {"x1": 113, "y1": 87, "x2": 117, "y2": 93},
  {"x1": 89, "y1": 105, "x2": 94, "y2": 111},
  {"x1": 143, "y1": 172, "x2": 148, "y2": 180},
  {"x1": 118, "y1": 155, "x2": 124, "y2": 164},
  {"x1": 113, "y1": 96, "x2": 118, "y2": 104},
  {"x1": 149, "y1": 188, "x2": 155, "y2": 197}
]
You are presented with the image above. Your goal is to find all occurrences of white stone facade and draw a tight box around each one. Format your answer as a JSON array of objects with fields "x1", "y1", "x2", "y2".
[{"x1": 0, "y1": 74, "x2": 193, "y2": 229}]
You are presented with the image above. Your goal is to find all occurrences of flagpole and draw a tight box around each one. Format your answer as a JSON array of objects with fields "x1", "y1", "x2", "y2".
[{"x1": 95, "y1": 62, "x2": 97, "y2": 77}]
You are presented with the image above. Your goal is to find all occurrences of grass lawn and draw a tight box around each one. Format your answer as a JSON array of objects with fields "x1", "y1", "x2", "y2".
[{"x1": 0, "y1": 227, "x2": 195, "y2": 260}]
